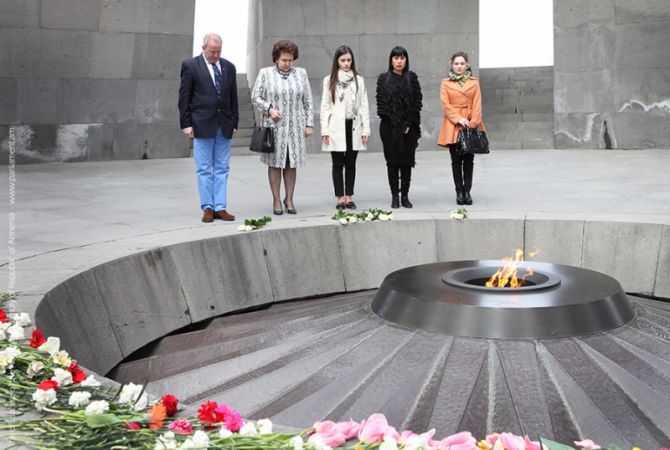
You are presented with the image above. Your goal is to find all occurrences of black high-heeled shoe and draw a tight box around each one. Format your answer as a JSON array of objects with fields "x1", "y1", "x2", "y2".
[{"x1": 283, "y1": 200, "x2": 297, "y2": 214}]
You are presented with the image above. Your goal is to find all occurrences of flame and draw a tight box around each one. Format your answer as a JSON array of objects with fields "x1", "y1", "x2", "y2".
[{"x1": 485, "y1": 248, "x2": 538, "y2": 288}]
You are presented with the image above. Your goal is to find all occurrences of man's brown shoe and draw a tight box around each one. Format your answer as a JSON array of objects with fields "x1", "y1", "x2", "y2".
[
  {"x1": 201, "y1": 208, "x2": 214, "y2": 223},
  {"x1": 214, "y1": 210, "x2": 235, "y2": 221}
]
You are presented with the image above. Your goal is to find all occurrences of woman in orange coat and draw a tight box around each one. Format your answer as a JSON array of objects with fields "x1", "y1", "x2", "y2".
[{"x1": 437, "y1": 51, "x2": 485, "y2": 205}]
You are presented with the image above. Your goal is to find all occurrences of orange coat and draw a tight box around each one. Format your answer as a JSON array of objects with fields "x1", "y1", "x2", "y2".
[{"x1": 436, "y1": 76, "x2": 485, "y2": 146}]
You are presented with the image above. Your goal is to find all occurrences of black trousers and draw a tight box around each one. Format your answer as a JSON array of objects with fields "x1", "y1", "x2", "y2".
[
  {"x1": 331, "y1": 119, "x2": 358, "y2": 196},
  {"x1": 448, "y1": 144, "x2": 474, "y2": 193},
  {"x1": 387, "y1": 165, "x2": 412, "y2": 196}
]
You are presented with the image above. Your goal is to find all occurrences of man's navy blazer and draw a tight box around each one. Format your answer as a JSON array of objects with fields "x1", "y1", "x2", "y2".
[{"x1": 178, "y1": 55, "x2": 239, "y2": 139}]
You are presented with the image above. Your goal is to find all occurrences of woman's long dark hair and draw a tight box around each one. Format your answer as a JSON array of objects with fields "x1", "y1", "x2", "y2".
[
  {"x1": 329, "y1": 45, "x2": 360, "y2": 103},
  {"x1": 387, "y1": 46, "x2": 409, "y2": 74}
]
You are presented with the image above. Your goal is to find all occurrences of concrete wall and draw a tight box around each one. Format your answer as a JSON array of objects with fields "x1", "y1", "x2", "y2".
[
  {"x1": 480, "y1": 67, "x2": 554, "y2": 149},
  {"x1": 247, "y1": 0, "x2": 479, "y2": 154},
  {"x1": 35, "y1": 216, "x2": 670, "y2": 375},
  {"x1": 553, "y1": 0, "x2": 670, "y2": 149},
  {"x1": 0, "y1": 0, "x2": 195, "y2": 163}
]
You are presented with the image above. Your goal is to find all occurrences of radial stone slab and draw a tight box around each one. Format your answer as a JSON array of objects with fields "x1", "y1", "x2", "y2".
[{"x1": 111, "y1": 291, "x2": 670, "y2": 448}]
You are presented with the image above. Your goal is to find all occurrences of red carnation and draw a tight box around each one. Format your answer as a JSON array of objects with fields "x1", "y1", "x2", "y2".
[
  {"x1": 0, "y1": 308, "x2": 7, "y2": 323},
  {"x1": 68, "y1": 361, "x2": 88, "y2": 384},
  {"x1": 29, "y1": 328, "x2": 47, "y2": 348},
  {"x1": 38, "y1": 380, "x2": 59, "y2": 391},
  {"x1": 197, "y1": 400, "x2": 224, "y2": 424},
  {"x1": 161, "y1": 394, "x2": 179, "y2": 417}
]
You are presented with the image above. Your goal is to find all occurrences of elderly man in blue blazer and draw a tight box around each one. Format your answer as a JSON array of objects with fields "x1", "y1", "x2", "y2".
[{"x1": 179, "y1": 33, "x2": 238, "y2": 222}]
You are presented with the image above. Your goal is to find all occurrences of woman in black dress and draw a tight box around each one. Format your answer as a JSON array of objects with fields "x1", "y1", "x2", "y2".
[{"x1": 376, "y1": 46, "x2": 423, "y2": 208}]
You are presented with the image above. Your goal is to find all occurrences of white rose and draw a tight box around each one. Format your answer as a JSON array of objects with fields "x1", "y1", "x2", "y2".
[
  {"x1": 291, "y1": 435, "x2": 304, "y2": 450},
  {"x1": 379, "y1": 214, "x2": 389, "y2": 221},
  {"x1": 80, "y1": 374, "x2": 102, "y2": 387},
  {"x1": 27, "y1": 361, "x2": 45, "y2": 378},
  {"x1": 7, "y1": 323, "x2": 25, "y2": 341},
  {"x1": 244, "y1": 225, "x2": 254, "y2": 232},
  {"x1": 38, "y1": 336, "x2": 60, "y2": 355},
  {"x1": 237, "y1": 225, "x2": 246, "y2": 231},
  {"x1": 218, "y1": 427, "x2": 233, "y2": 438},
  {"x1": 32, "y1": 388, "x2": 57, "y2": 410},
  {"x1": 339, "y1": 218, "x2": 348, "y2": 225},
  {"x1": 239, "y1": 421, "x2": 258, "y2": 436},
  {"x1": 52, "y1": 350, "x2": 71, "y2": 367},
  {"x1": 10, "y1": 312, "x2": 32, "y2": 327},
  {"x1": 366, "y1": 213, "x2": 374, "y2": 221},
  {"x1": 348, "y1": 216, "x2": 357, "y2": 223},
  {"x1": 85, "y1": 400, "x2": 109, "y2": 416},
  {"x1": 256, "y1": 418, "x2": 273, "y2": 434},
  {"x1": 387, "y1": 214, "x2": 394, "y2": 220},
  {"x1": 68, "y1": 391, "x2": 92, "y2": 408}
]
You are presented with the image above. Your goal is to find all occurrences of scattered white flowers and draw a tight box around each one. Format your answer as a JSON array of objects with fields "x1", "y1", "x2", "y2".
[
  {"x1": 118, "y1": 382, "x2": 148, "y2": 411},
  {"x1": 332, "y1": 208, "x2": 393, "y2": 225},
  {"x1": 238, "y1": 421, "x2": 258, "y2": 436},
  {"x1": 80, "y1": 374, "x2": 102, "y2": 387},
  {"x1": 38, "y1": 336, "x2": 60, "y2": 355},
  {"x1": 68, "y1": 391, "x2": 92, "y2": 408},
  {"x1": 84, "y1": 399, "x2": 110, "y2": 416},
  {"x1": 155, "y1": 431, "x2": 178, "y2": 450},
  {"x1": 181, "y1": 430, "x2": 210, "y2": 449},
  {"x1": 449, "y1": 207, "x2": 468, "y2": 220},
  {"x1": 52, "y1": 350, "x2": 72, "y2": 367},
  {"x1": 256, "y1": 418, "x2": 273, "y2": 434},
  {"x1": 51, "y1": 367, "x2": 73, "y2": 386},
  {"x1": 237, "y1": 224, "x2": 255, "y2": 232},
  {"x1": 27, "y1": 361, "x2": 45, "y2": 378},
  {"x1": 32, "y1": 388, "x2": 58, "y2": 410}
]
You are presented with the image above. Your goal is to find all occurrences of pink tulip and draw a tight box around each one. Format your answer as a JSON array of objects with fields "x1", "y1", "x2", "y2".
[
  {"x1": 308, "y1": 431, "x2": 346, "y2": 447},
  {"x1": 574, "y1": 439, "x2": 601, "y2": 450},
  {"x1": 358, "y1": 413, "x2": 391, "y2": 443},
  {"x1": 523, "y1": 435, "x2": 542, "y2": 450},
  {"x1": 438, "y1": 431, "x2": 477, "y2": 450},
  {"x1": 486, "y1": 433, "x2": 501, "y2": 445},
  {"x1": 313, "y1": 420, "x2": 336, "y2": 433},
  {"x1": 384, "y1": 426, "x2": 401, "y2": 441},
  {"x1": 399, "y1": 429, "x2": 437, "y2": 450},
  {"x1": 332, "y1": 419, "x2": 361, "y2": 440},
  {"x1": 498, "y1": 433, "x2": 527, "y2": 450}
]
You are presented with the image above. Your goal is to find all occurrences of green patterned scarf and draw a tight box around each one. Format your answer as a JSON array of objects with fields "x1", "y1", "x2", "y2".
[{"x1": 448, "y1": 69, "x2": 471, "y2": 87}]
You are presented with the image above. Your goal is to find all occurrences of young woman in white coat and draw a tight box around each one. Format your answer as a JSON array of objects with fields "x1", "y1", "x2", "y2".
[{"x1": 321, "y1": 46, "x2": 370, "y2": 210}]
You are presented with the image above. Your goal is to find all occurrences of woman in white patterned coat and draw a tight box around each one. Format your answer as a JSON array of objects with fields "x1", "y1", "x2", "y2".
[{"x1": 251, "y1": 40, "x2": 314, "y2": 215}]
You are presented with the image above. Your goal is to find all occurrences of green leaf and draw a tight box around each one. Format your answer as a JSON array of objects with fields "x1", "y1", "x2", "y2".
[
  {"x1": 540, "y1": 437, "x2": 576, "y2": 450},
  {"x1": 85, "y1": 413, "x2": 122, "y2": 428}
]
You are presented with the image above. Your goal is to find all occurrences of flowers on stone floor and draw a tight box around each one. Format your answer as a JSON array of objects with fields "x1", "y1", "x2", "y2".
[
  {"x1": 332, "y1": 208, "x2": 394, "y2": 225},
  {"x1": 0, "y1": 293, "x2": 644, "y2": 449},
  {"x1": 450, "y1": 206, "x2": 469, "y2": 220},
  {"x1": 238, "y1": 215, "x2": 272, "y2": 232}
]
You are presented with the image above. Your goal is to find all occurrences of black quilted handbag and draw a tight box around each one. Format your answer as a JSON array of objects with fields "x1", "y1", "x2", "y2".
[
  {"x1": 249, "y1": 127, "x2": 275, "y2": 153},
  {"x1": 457, "y1": 126, "x2": 490, "y2": 154}
]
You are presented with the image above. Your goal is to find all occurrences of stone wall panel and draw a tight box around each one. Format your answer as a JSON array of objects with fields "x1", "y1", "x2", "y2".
[{"x1": 41, "y1": 0, "x2": 102, "y2": 31}]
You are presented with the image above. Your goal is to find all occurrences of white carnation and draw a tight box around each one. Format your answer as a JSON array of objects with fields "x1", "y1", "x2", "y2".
[
  {"x1": 155, "y1": 431, "x2": 178, "y2": 450},
  {"x1": 218, "y1": 427, "x2": 233, "y2": 438},
  {"x1": 10, "y1": 312, "x2": 32, "y2": 327},
  {"x1": 85, "y1": 400, "x2": 109, "y2": 416},
  {"x1": 27, "y1": 361, "x2": 45, "y2": 378},
  {"x1": 32, "y1": 388, "x2": 57, "y2": 410},
  {"x1": 380, "y1": 436, "x2": 399, "y2": 450},
  {"x1": 7, "y1": 323, "x2": 25, "y2": 341},
  {"x1": 68, "y1": 391, "x2": 92, "y2": 408},
  {"x1": 51, "y1": 367, "x2": 73, "y2": 386},
  {"x1": 181, "y1": 430, "x2": 210, "y2": 449},
  {"x1": 256, "y1": 418, "x2": 273, "y2": 434},
  {"x1": 239, "y1": 421, "x2": 258, "y2": 436},
  {"x1": 119, "y1": 382, "x2": 148, "y2": 411},
  {"x1": 291, "y1": 435, "x2": 304, "y2": 450},
  {"x1": 237, "y1": 225, "x2": 246, "y2": 231},
  {"x1": 339, "y1": 217, "x2": 348, "y2": 225},
  {"x1": 80, "y1": 374, "x2": 102, "y2": 387}
]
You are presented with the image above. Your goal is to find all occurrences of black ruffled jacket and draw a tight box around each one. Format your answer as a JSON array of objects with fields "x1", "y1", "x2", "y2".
[{"x1": 376, "y1": 71, "x2": 423, "y2": 166}]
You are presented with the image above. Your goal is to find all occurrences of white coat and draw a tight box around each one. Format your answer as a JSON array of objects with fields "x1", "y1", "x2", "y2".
[{"x1": 320, "y1": 74, "x2": 370, "y2": 152}]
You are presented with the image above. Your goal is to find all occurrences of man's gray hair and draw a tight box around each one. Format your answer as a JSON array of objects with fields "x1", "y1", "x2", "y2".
[{"x1": 203, "y1": 33, "x2": 222, "y2": 46}]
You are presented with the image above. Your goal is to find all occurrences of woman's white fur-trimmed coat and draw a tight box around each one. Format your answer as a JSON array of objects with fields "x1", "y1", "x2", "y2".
[{"x1": 320, "y1": 74, "x2": 370, "y2": 152}]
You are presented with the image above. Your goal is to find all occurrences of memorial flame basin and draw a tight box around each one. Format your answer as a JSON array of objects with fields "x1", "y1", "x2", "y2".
[{"x1": 372, "y1": 261, "x2": 635, "y2": 339}]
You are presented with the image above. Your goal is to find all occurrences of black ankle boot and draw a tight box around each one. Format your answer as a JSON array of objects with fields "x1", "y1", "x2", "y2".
[
  {"x1": 464, "y1": 192, "x2": 472, "y2": 205},
  {"x1": 401, "y1": 195, "x2": 413, "y2": 208},
  {"x1": 391, "y1": 194, "x2": 400, "y2": 208},
  {"x1": 456, "y1": 191, "x2": 465, "y2": 205}
]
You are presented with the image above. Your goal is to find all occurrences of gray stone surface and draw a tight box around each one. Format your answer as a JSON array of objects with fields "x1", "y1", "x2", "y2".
[
  {"x1": 655, "y1": 225, "x2": 670, "y2": 298},
  {"x1": 261, "y1": 225, "x2": 345, "y2": 300},
  {"x1": 338, "y1": 219, "x2": 438, "y2": 290},
  {"x1": 524, "y1": 219, "x2": 584, "y2": 267},
  {"x1": 436, "y1": 218, "x2": 525, "y2": 261},
  {"x1": 0, "y1": 0, "x2": 195, "y2": 162},
  {"x1": 41, "y1": 0, "x2": 102, "y2": 31},
  {"x1": 582, "y1": 221, "x2": 663, "y2": 294},
  {"x1": 168, "y1": 234, "x2": 273, "y2": 323}
]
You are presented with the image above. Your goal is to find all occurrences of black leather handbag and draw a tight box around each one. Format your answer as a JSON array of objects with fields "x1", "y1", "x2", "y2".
[
  {"x1": 458, "y1": 126, "x2": 490, "y2": 154},
  {"x1": 249, "y1": 127, "x2": 275, "y2": 153}
]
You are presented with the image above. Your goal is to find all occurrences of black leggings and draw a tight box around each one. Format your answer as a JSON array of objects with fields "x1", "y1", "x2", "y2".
[
  {"x1": 448, "y1": 144, "x2": 474, "y2": 192},
  {"x1": 331, "y1": 119, "x2": 358, "y2": 196}
]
